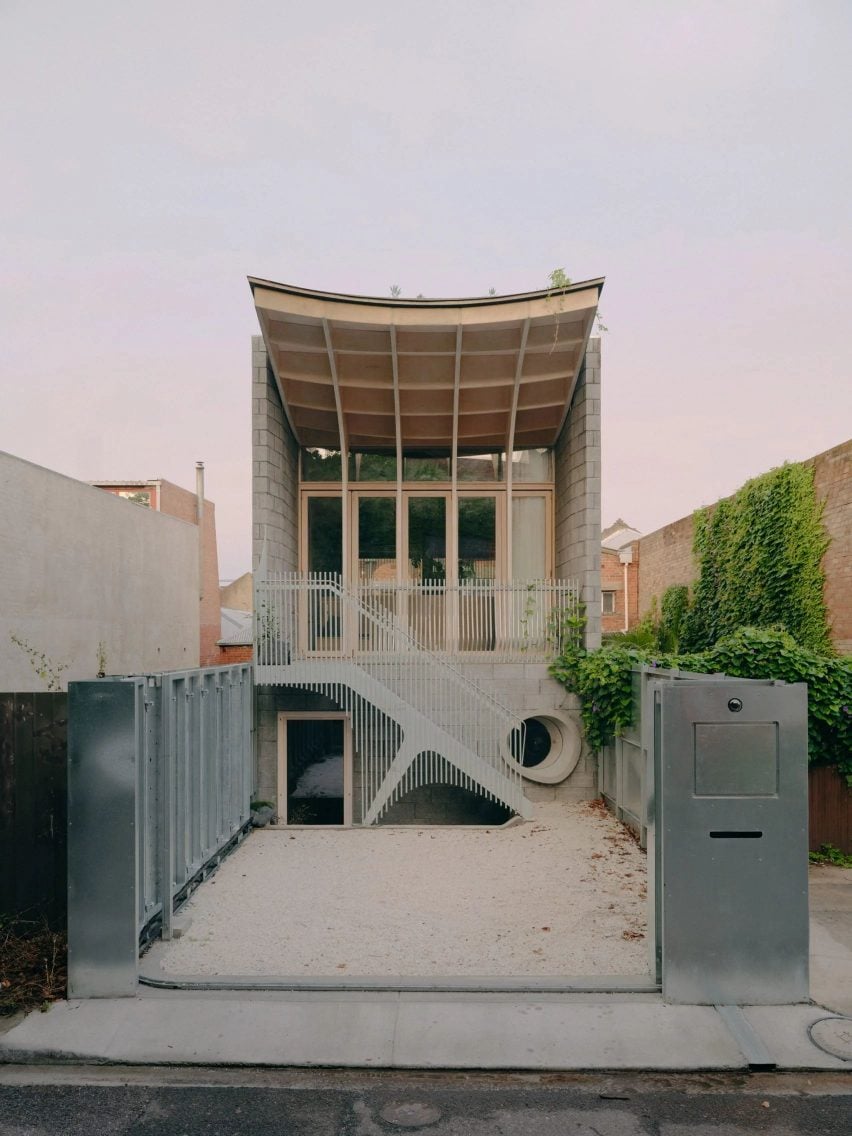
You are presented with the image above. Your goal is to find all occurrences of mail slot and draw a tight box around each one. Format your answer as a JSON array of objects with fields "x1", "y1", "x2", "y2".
[{"x1": 657, "y1": 677, "x2": 809, "y2": 1005}]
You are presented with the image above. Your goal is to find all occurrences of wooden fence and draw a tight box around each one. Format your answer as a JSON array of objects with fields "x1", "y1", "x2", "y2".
[
  {"x1": 809, "y1": 763, "x2": 852, "y2": 854},
  {"x1": 0, "y1": 693, "x2": 68, "y2": 925}
]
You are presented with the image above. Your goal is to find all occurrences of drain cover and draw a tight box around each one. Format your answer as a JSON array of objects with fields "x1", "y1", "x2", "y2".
[
  {"x1": 380, "y1": 1102, "x2": 442, "y2": 1127},
  {"x1": 809, "y1": 1016, "x2": 852, "y2": 1061}
]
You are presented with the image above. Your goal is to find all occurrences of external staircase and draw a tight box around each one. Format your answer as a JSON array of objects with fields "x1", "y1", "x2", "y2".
[{"x1": 255, "y1": 571, "x2": 532, "y2": 823}]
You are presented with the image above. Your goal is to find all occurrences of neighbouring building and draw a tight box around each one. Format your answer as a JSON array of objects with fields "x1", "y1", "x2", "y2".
[
  {"x1": 1, "y1": 452, "x2": 200, "y2": 690},
  {"x1": 600, "y1": 519, "x2": 641, "y2": 634},
  {"x1": 221, "y1": 571, "x2": 253, "y2": 612},
  {"x1": 93, "y1": 470, "x2": 222, "y2": 666},
  {"x1": 633, "y1": 438, "x2": 852, "y2": 654},
  {"x1": 251, "y1": 277, "x2": 604, "y2": 826}
]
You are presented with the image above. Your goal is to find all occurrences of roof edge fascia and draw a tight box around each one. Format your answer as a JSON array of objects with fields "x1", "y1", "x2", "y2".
[{"x1": 247, "y1": 275, "x2": 604, "y2": 310}]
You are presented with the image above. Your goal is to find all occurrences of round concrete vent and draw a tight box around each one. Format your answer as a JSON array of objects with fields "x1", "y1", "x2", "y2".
[{"x1": 503, "y1": 709, "x2": 582, "y2": 784}]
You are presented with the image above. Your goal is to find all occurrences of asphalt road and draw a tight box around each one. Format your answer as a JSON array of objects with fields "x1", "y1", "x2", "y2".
[{"x1": 0, "y1": 1068, "x2": 849, "y2": 1135}]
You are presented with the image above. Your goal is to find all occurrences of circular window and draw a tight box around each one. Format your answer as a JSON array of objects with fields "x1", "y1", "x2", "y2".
[
  {"x1": 503, "y1": 710, "x2": 582, "y2": 784},
  {"x1": 510, "y1": 718, "x2": 552, "y2": 768}
]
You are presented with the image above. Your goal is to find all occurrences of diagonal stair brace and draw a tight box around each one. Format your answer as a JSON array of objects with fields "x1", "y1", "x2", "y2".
[{"x1": 277, "y1": 660, "x2": 532, "y2": 823}]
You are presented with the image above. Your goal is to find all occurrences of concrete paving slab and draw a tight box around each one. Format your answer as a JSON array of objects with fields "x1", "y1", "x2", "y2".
[
  {"x1": 0, "y1": 996, "x2": 398, "y2": 1067},
  {"x1": 743, "y1": 1005, "x2": 851, "y2": 1070},
  {"x1": 391, "y1": 999, "x2": 744, "y2": 1069},
  {"x1": 809, "y1": 864, "x2": 852, "y2": 1015},
  {"x1": 2, "y1": 991, "x2": 847, "y2": 1071},
  {"x1": 1, "y1": 993, "x2": 748, "y2": 1071}
]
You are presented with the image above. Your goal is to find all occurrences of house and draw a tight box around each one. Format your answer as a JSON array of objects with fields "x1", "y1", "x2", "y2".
[
  {"x1": 600, "y1": 519, "x2": 641, "y2": 634},
  {"x1": 93, "y1": 468, "x2": 223, "y2": 666},
  {"x1": 250, "y1": 277, "x2": 604, "y2": 826}
]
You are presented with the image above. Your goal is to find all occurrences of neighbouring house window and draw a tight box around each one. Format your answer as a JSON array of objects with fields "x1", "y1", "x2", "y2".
[
  {"x1": 602, "y1": 591, "x2": 616, "y2": 615},
  {"x1": 117, "y1": 489, "x2": 151, "y2": 507}
]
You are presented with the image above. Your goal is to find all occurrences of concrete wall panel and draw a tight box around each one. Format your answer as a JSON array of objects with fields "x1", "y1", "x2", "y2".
[{"x1": 0, "y1": 452, "x2": 199, "y2": 690}]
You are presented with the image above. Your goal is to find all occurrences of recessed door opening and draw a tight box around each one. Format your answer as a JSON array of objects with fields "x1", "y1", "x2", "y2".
[{"x1": 278, "y1": 714, "x2": 352, "y2": 827}]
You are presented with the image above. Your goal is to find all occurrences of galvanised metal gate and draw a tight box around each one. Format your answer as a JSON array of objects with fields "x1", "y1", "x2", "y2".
[
  {"x1": 68, "y1": 664, "x2": 252, "y2": 997},
  {"x1": 601, "y1": 665, "x2": 809, "y2": 1006}
]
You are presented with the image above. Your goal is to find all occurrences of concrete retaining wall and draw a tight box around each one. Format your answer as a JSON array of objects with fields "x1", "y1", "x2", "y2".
[{"x1": 0, "y1": 452, "x2": 199, "y2": 690}]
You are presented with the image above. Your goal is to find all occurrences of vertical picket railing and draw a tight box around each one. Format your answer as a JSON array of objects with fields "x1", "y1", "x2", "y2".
[
  {"x1": 68, "y1": 663, "x2": 253, "y2": 997},
  {"x1": 256, "y1": 575, "x2": 578, "y2": 666},
  {"x1": 255, "y1": 572, "x2": 532, "y2": 820}
]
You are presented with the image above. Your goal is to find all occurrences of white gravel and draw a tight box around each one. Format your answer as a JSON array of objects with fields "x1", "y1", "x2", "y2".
[{"x1": 151, "y1": 801, "x2": 649, "y2": 978}]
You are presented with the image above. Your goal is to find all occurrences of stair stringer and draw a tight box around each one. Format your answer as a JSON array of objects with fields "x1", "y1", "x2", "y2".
[{"x1": 265, "y1": 660, "x2": 533, "y2": 823}]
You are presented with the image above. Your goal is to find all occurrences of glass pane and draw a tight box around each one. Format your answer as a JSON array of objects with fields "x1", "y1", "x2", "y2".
[
  {"x1": 307, "y1": 497, "x2": 342, "y2": 573},
  {"x1": 511, "y1": 448, "x2": 553, "y2": 482},
  {"x1": 512, "y1": 496, "x2": 546, "y2": 578},
  {"x1": 354, "y1": 453, "x2": 397, "y2": 481},
  {"x1": 458, "y1": 497, "x2": 496, "y2": 581},
  {"x1": 302, "y1": 448, "x2": 342, "y2": 481},
  {"x1": 407, "y1": 497, "x2": 446, "y2": 580},
  {"x1": 358, "y1": 498, "x2": 396, "y2": 581},
  {"x1": 287, "y1": 719, "x2": 344, "y2": 825},
  {"x1": 403, "y1": 454, "x2": 451, "y2": 481},
  {"x1": 456, "y1": 453, "x2": 503, "y2": 482}
]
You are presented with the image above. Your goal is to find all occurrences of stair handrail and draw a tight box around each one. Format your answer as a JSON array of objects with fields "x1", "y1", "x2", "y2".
[{"x1": 261, "y1": 571, "x2": 523, "y2": 731}]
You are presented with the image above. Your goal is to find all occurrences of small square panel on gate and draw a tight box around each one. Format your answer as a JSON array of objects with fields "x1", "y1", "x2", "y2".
[{"x1": 693, "y1": 722, "x2": 779, "y2": 797}]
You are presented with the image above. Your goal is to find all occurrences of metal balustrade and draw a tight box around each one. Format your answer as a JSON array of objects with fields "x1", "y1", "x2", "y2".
[{"x1": 255, "y1": 573, "x2": 567, "y2": 821}]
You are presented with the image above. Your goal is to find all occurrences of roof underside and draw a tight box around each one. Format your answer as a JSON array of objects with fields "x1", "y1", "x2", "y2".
[{"x1": 250, "y1": 277, "x2": 603, "y2": 452}]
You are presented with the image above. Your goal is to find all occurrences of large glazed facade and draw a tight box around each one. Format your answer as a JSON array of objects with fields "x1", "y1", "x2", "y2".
[{"x1": 251, "y1": 278, "x2": 603, "y2": 826}]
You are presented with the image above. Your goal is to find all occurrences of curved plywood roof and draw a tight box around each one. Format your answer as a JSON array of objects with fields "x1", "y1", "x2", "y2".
[{"x1": 249, "y1": 276, "x2": 603, "y2": 453}]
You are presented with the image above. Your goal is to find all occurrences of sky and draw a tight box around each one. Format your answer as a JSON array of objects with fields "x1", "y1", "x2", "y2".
[{"x1": 2, "y1": 1, "x2": 850, "y2": 580}]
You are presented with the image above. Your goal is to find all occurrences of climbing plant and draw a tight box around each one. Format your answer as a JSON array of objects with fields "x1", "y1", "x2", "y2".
[
  {"x1": 680, "y1": 462, "x2": 831, "y2": 653},
  {"x1": 550, "y1": 625, "x2": 852, "y2": 780}
]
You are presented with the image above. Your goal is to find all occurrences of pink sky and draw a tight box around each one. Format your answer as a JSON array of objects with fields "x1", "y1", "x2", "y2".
[{"x1": 2, "y1": 2, "x2": 850, "y2": 578}]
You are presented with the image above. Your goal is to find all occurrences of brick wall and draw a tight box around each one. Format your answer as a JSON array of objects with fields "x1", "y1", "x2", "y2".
[
  {"x1": 157, "y1": 481, "x2": 221, "y2": 666},
  {"x1": 600, "y1": 547, "x2": 638, "y2": 633},
  {"x1": 555, "y1": 338, "x2": 601, "y2": 649},
  {"x1": 814, "y1": 439, "x2": 852, "y2": 653},
  {"x1": 635, "y1": 512, "x2": 696, "y2": 624},
  {"x1": 634, "y1": 438, "x2": 851, "y2": 653}
]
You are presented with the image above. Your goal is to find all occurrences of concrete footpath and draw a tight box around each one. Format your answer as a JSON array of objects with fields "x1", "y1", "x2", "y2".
[
  {"x1": 1, "y1": 989, "x2": 850, "y2": 1071},
  {"x1": 1, "y1": 866, "x2": 849, "y2": 1073}
]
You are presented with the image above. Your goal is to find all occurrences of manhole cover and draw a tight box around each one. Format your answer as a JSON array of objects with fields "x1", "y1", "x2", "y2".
[
  {"x1": 380, "y1": 1101, "x2": 442, "y2": 1127},
  {"x1": 809, "y1": 1016, "x2": 852, "y2": 1061}
]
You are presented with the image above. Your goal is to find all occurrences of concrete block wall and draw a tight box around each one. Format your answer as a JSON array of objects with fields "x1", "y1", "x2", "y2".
[
  {"x1": 252, "y1": 336, "x2": 299, "y2": 576},
  {"x1": 465, "y1": 662, "x2": 597, "y2": 804},
  {"x1": 554, "y1": 337, "x2": 602, "y2": 649}
]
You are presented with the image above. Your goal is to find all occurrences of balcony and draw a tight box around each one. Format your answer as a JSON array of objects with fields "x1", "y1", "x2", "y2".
[{"x1": 255, "y1": 574, "x2": 579, "y2": 671}]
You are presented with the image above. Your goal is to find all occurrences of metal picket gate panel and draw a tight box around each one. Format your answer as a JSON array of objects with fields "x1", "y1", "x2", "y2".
[{"x1": 68, "y1": 663, "x2": 253, "y2": 997}]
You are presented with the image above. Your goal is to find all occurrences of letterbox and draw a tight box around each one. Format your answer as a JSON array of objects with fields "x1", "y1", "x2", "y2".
[{"x1": 657, "y1": 678, "x2": 809, "y2": 1005}]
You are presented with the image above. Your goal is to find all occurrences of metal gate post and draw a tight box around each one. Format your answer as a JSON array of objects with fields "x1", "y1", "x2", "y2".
[{"x1": 68, "y1": 681, "x2": 140, "y2": 997}]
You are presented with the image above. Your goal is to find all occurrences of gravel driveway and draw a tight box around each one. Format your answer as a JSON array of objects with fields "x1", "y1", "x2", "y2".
[{"x1": 146, "y1": 800, "x2": 649, "y2": 979}]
